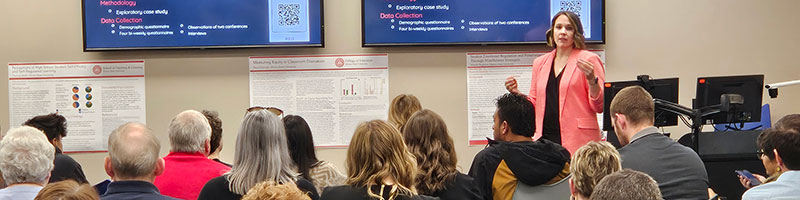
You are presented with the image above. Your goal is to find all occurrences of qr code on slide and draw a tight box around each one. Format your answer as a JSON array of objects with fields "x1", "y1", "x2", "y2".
[
  {"x1": 559, "y1": 0, "x2": 582, "y2": 17},
  {"x1": 278, "y1": 3, "x2": 301, "y2": 26}
]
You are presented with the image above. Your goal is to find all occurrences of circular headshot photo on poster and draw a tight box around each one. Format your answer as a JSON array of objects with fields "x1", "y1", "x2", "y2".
[
  {"x1": 72, "y1": 94, "x2": 80, "y2": 101},
  {"x1": 85, "y1": 86, "x2": 93, "y2": 93},
  {"x1": 72, "y1": 86, "x2": 80, "y2": 93},
  {"x1": 73, "y1": 102, "x2": 80, "y2": 108},
  {"x1": 86, "y1": 94, "x2": 93, "y2": 100},
  {"x1": 85, "y1": 101, "x2": 93, "y2": 108}
]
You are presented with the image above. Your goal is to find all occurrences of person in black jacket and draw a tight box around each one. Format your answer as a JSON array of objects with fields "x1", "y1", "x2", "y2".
[
  {"x1": 468, "y1": 93, "x2": 571, "y2": 200},
  {"x1": 321, "y1": 120, "x2": 437, "y2": 200},
  {"x1": 403, "y1": 109, "x2": 480, "y2": 200},
  {"x1": 23, "y1": 113, "x2": 88, "y2": 184}
]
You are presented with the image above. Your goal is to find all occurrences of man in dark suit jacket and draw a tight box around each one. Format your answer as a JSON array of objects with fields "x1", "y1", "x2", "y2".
[
  {"x1": 101, "y1": 122, "x2": 178, "y2": 200},
  {"x1": 609, "y1": 86, "x2": 709, "y2": 200}
]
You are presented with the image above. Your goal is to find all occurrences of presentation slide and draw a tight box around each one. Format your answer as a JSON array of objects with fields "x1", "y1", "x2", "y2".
[
  {"x1": 363, "y1": 0, "x2": 603, "y2": 46},
  {"x1": 83, "y1": 0, "x2": 322, "y2": 50}
]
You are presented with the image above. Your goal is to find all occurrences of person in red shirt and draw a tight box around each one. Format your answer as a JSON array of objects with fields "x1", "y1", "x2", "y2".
[{"x1": 154, "y1": 110, "x2": 231, "y2": 200}]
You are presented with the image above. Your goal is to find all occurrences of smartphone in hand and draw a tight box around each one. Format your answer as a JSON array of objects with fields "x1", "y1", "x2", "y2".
[{"x1": 736, "y1": 170, "x2": 762, "y2": 186}]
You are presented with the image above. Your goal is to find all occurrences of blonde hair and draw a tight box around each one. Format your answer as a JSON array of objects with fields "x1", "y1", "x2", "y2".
[
  {"x1": 610, "y1": 86, "x2": 655, "y2": 126},
  {"x1": 242, "y1": 181, "x2": 310, "y2": 200},
  {"x1": 388, "y1": 94, "x2": 422, "y2": 132},
  {"x1": 570, "y1": 141, "x2": 622, "y2": 198},
  {"x1": 34, "y1": 180, "x2": 100, "y2": 200},
  {"x1": 546, "y1": 11, "x2": 587, "y2": 49},
  {"x1": 402, "y1": 109, "x2": 458, "y2": 195},
  {"x1": 346, "y1": 120, "x2": 418, "y2": 200}
]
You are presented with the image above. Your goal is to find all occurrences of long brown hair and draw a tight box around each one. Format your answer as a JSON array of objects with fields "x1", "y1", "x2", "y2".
[
  {"x1": 346, "y1": 120, "x2": 418, "y2": 200},
  {"x1": 545, "y1": 11, "x2": 586, "y2": 49},
  {"x1": 388, "y1": 94, "x2": 422, "y2": 132},
  {"x1": 402, "y1": 109, "x2": 459, "y2": 195}
]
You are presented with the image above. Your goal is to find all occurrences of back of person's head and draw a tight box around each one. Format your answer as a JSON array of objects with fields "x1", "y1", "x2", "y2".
[
  {"x1": 402, "y1": 109, "x2": 458, "y2": 195},
  {"x1": 241, "y1": 181, "x2": 310, "y2": 200},
  {"x1": 495, "y1": 93, "x2": 535, "y2": 137},
  {"x1": 107, "y1": 122, "x2": 161, "y2": 180},
  {"x1": 34, "y1": 180, "x2": 100, "y2": 200},
  {"x1": 609, "y1": 86, "x2": 654, "y2": 126},
  {"x1": 388, "y1": 94, "x2": 422, "y2": 132},
  {"x1": 774, "y1": 114, "x2": 800, "y2": 131},
  {"x1": 0, "y1": 126, "x2": 55, "y2": 185},
  {"x1": 282, "y1": 115, "x2": 319, "y2": 182},
  {"x1": 168, "y1": 110, "x2": 211, "y2": 153},
  {"x1": 570, "y1": 141, "x2": 622, "y2": 198},
  {"x1": 201, "y1": 110, "x2": 224, "y2": 154},
  {"x1": 23, "y1": 113, "x2": 67, "y2": 143},
  {"x1": 347, "y1": 120, "x2": 418, "y2": 199},
  {"x1": 589, "y1": 169, "x2": 661, "y2": 200},
  {"x1": 763, "y1": 128, "x2": 800, "y2": 170},
  {"x1": 228, "y1": 109, "x2": 298, "y2": 195}
]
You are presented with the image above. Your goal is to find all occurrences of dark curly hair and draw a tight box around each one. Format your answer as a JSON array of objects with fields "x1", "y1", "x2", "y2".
[{"x1": 23, "y1": 113, "x2": 67, "y2": 142}]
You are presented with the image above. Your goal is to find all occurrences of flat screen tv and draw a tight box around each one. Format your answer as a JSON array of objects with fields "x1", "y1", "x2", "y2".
[
  {"x1": 362, "y1": 0, "x2": 604, "y2": 46},
  {"x1": 83, "y1": 0, "x2": 323, "y2": 51}
]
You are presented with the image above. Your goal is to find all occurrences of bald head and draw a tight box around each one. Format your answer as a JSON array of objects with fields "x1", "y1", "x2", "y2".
[
  {"x1": 108, "y1": 122, "x2": 161, "y2": 180},
  {"x1": 168, "y1": 110, "x2": 211, "y2": 153}
]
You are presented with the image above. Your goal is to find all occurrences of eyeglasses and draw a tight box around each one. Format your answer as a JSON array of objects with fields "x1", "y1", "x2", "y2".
[
  {"x1": 756, "y1": 149, "x2": 765, "y2": 157},
  {"x1": 246, "y1": 106, "x2": 284, "y2": 117}
]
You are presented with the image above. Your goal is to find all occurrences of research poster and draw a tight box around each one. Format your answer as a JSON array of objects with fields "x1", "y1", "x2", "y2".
[
  {"x1": 467, "y1": 50, "x2": 605, "y2": 145},
  {"x1": 8, "y1": 61, "x2": 146, "y2": 152},
  {"x1": 249, "y1": 54, "x2": 389, "y2": 147}
]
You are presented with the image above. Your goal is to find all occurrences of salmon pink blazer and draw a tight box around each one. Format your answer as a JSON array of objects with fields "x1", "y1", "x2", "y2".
[{"x1": 528, "y1": 49, "x2": 605, "y2": 154}]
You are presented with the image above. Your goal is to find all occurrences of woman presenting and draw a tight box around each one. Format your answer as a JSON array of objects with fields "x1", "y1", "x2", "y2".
[{"x1": 505, "y1": 11, "x2": 605, "y2": 154}]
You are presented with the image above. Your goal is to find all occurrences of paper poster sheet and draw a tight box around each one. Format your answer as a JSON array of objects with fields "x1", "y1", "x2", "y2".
[
  {"x1": 467, "y1": 50, "x2": 605, "y2": 145},
  {"x1": 250, "y1": 54, "x2": 389, "y2": 147},
  {"x1": 8, "y1": 61, "x2": 146, "y2": 152}
]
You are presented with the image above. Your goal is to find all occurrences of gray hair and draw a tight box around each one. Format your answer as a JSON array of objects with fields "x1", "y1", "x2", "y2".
[
  {"x1": 227, "y1": 110, "x2": 298, "y2": 195},
  {"x1": 168, "y1": 110, "x2": 212, "y2": 153},
  {"x1": 108, "y1": 122, "x2": 161, "y2": 179},
  {"x1": 0, "y1": 126, "x2": 55, "y2": 185},
  {"x1": 590, "y1": 169, "x2": 662, "y2": 200}
]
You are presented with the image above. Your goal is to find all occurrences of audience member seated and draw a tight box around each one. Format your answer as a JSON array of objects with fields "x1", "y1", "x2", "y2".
[
  {"x1": 198, "y1": 109, "x2": 318, "y2": 200},
  {"x1": 468, "y1": 93, "x2": 570, "y2": 200},
  {"x1": 202, "y1": 110, "x2": 231, "y2": 167},
  {"x1": 24, "y1": 114, "x2": 88, "y2": 184},
  {"x1": 740, "y1": 114, "x2": 800, "y2": 188},
  {"x1": 320, "y1": 120, "x2": 435, "y2": 200},
  {"x1": 609, "y1": 86, "x2": 709, "y2": 199},
  {"x1": 589, "y1": 169, "x2": 662, "y2": 200},
  {"x1": 741, "y1": 127, "x2": 800, "y2": 199},
  {"x1": 569, "y1": 141, "x2": 621, "y2": 200},
  {"x1": 242, "y1": 181, "x2": 311, "y2": 200},
  {"x1": 34, "y1": 180, "x2": 99, "y2": 200},
  {"x1": 154, "y1": 110, "x2": 231, "y2": 200},
  {"x1": 283, "y1": 115, "x2": 345, "y2": 194},
  {"x1": 403, "y1": 109, "x2": 480, "y2": 199},
  {"x1": 0, "y1": 126, "x2": 55, "y2": 200},
  {"x1": 101, "y1": 122, "x2": 178, "y2": 200},
  {"x1": 388, "y1": 94, "x2": 422, "y2": 132}
]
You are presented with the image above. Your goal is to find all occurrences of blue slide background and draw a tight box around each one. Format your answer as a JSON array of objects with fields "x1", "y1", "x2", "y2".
[
  {"x1": 84, "y1": 0, "x2": 322, "y2": 49},
  {"x1": 363, "y1": 0, "x2": 603, "y2": 45}
]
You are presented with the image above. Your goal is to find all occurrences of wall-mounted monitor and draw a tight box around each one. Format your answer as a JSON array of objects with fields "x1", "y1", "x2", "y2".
[
  {"x1": 83, "y1": 0, "x2": 323, "y2": 51},
  {"x1": 362, "y1": 0, "x2": 604, "y2": 46}
]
